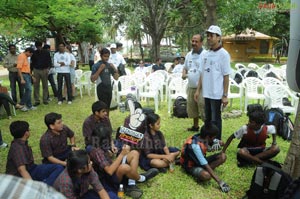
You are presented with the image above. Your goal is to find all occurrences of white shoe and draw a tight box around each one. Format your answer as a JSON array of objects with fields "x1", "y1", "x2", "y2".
[
  {"x1": 58, "y1": 101, "x2": 62, "y2": 105},
  {"x1": 67, "y1": 101, "x2": 72, "y2": 105},
  {"x1": 0, "y1": 142, "x2": 8, "y2": 149},
  {"x1": 28, "y1": 106, "x2": 37, "y2": 110},
  {"x1": 20, "y1": 106, "x2": 28, "y2": 112}
]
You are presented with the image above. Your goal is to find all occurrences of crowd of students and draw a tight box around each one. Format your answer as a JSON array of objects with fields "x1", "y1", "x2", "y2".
[{"x1": 1, "y1": 96, "x2": 283, "y2": 198}]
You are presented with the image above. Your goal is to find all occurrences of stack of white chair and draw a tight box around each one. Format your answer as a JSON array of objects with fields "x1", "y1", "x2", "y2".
[
  {"x1": 228, "y1": 78, "x2": 243, "y2": 110},
  {"x1": 243, "y1": 77, "x2": 265, "y2": 112},
  {"x1": 264, "y1": 84, "x2": 299, "y2": 115},
  {"x1": 167, "y1": 76, "x2": 187, "y2": 114}
]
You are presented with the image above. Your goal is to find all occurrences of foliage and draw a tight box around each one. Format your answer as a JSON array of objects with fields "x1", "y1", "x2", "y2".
[
  {"x1": 0, "y1": 65, "x2": 293, "y2": 198},
  {"x1": 0, "y1": 0, "x2": 103, "y2": 45}
]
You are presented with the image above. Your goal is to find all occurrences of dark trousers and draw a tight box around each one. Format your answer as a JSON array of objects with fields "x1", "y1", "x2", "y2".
[
  {"x1": 89, "y1": 60, "x2": 94, "y2": 71},
  {"x1": 57, "y1": 73, "x2": 72, "y2": 101},
  {"x1": 29, "y1": 164, "x2": 64, "y2": 186},
  {"x1": 0, "y1": 93, "x2": 16, "y2": 116},
  {"x1": 8, "y1": 72, "x2": 23, "y2": 103},
  {"x1": 204, "y1": 98, "x2": 222, "y2": 139},
  {"x1": 97, "y1": 83, "x2": 112, "y2": 107},
  {"x1": 33, "y1": 68, "x2": 49, "y2": 103},
  {"x1": 48, "y1": 74, "x2": 58, "y2": 97},
  {"x1": 82, "y1": 190, "x2": 119, "y2": 199}
]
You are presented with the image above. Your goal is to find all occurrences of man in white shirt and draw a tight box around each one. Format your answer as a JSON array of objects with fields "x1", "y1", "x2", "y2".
[
  {"x1": 195, "y1": 25, "x2": 231, "y2": 139},
  {"x1": 54, "y1": 43, "x2": 72, "y2": 105},
  {"x1": 109, "y1": 43, "x2": 127, "y2": 76},
  {"x1": 134, "y1": 60, "x2": 149, "y2": 75},
  {"x1": 182, "y1": 34, "x2": 206, "y2": 132}
]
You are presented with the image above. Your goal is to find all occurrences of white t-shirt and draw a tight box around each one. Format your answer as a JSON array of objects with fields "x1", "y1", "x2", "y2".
[
  {"x1": 234, "y1": 125, "x2": 276, "y2": 139},
  {"x1": 54, "y1": 52, "x2": 71, "y2": 73},
  {"x1": 184, "y1": 49, "x2": 206, "y2": 88},
  {"x1": 172, "y1": 64, "x2": 184, "y2": 74},
  {"x1": 200, "y1": 48, "x2": 231, "y2": 99},
  {"x1": 109, "y1": 52, "x2": 126, "y2": 67}
]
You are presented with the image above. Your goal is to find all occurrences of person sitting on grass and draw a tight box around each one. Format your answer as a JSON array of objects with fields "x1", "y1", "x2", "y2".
[
  {"x1": 89, "y1": 126, "x2": 159, "y2": 199},
  {"x1": 222, "y1": 105, "x2": 280, "y2": 167},
  {"x1": 6, "y1": 120, "x2": 64, "y2": 186},
  {"x1": 53, "y1": 150, "x2": 110, "y2": 199},
  {"x1": 180, "y1": 122, "x2": 230, "y2": 193},
  {"x1": 82, "y1": 100, "x2": 117, "y2": 152},
  {"x1": 40, "y1": 112, "x2": 79, "y2": 167},
  {"x1": 139, "y1": 113, "x2": 180, "y2": 173}
]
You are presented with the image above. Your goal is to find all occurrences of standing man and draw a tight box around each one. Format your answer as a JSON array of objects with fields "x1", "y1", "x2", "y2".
[
  {"x1": 194, "y1": 25, "x2": 231, "y2": 139},
  {"x1": 182, "y1": 34, "x2": 206, "y2": 132},
  {"x1": 17, "y1": 47, "x2": 36, "y2": 112},
  {"x1": 53, "y1": 43, "x2": 72, "y2": 105},
  {"x1": 31, "y1": 41, "x2": 51, "y2": 106},
  {"x1": 4, "y1": 44, "x2": 23, "y2": 104}
]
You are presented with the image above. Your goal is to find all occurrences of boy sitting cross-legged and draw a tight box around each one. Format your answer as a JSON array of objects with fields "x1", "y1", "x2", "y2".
[
  {"x1": 40, "y1": 112, "x2": 79, "y2": 167},
  {"x1": 180, "y1": 122, "x2": 230, "y2": 193},
  {"x1": 222, "y1": 104, "x2": 280, "y2": 167},
  {"x1": 88, "y1": 126, "x2": 159, "y2": 199},
  {"x1": 6, "y1": 121, "x2": 64, "y2": 186}
]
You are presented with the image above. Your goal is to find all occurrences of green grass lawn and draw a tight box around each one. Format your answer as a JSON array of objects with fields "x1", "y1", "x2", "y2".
[{"x1": 0, "y1": 69, "x2": 292, "y2": 199}]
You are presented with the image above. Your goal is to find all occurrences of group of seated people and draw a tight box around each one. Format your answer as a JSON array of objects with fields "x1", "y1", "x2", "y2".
[
  {"x1": 134, "y1": 56, "x2": 185, "y2": 76},
  {"x1": 3, "y1": 100, "x2": 281, "y2": 198}
]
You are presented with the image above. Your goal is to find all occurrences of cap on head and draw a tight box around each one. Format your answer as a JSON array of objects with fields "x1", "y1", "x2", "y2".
[
  {"x1": 110, "y1": 43, "x2": 117, "y2": 49},
  {"x1": 206, "y1": 25, "x2": 222, "y2": 36}
]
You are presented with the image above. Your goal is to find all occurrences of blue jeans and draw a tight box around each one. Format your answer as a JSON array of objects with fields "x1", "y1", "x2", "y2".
[
  {"x1": 9, "y1": 71, "x2": 23, "y2": 103},
  {"x1": 29, "y1": 164, "x2": 64, "y2": 186},
  {"x1": 57, "y1": 73, "x2": 72, "y2": 101},
  {"x1": 20, "y1": 73, "x2": 33, "y2": 108},
  {"x1": 204, "y1": 98, "x2": 222, "y2": 139}
]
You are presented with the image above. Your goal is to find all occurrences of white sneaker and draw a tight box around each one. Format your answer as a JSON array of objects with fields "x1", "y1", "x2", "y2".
[
  {"x1": 67, "y1": 101, "x2": 72, "y2": 105},
  {"x1": 0, "y1": 142, "x2": 8, "y2": 149},
  {"x1": 28, "y1": 106, "x2": 37, "y2": 110},
  {"x1": 20, "y1": 106, "x2": 28, "y2": 112},
  {"x1": 58, "y1": 101, "x2": 62, "y2": 105}
]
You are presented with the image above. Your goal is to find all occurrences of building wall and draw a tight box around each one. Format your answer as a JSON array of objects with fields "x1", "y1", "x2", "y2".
[{"x1": 223, "y1": 39, "x2": 274, "y2": 62}]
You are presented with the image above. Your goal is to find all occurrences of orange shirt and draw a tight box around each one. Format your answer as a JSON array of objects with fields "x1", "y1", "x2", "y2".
[{"x1": 17, "y1": 53, "x2": 30, "y2": 73}]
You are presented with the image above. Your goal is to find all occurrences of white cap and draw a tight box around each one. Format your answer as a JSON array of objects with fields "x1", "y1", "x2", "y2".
[
  {"x1": 110, "y1": 43, "x2": 117, "y2": 49},
  {"x1": 206, "y1": 25, "x2": 222, "y2": 36}
]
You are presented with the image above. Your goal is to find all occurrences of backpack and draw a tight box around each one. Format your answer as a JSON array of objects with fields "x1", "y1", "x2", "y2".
[
  {"x1": 245, "y1": 162, "x2": 292, "y2": 199},
  {"x1": 264, "y1": 108, "x2": 294, "y2": 140},
  {"x1": 173, "y1": 96, "x2": 188, "y2": 118}
]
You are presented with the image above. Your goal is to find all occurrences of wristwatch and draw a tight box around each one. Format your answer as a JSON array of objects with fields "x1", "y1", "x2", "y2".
[{"x1": 223, "y1": 93, "x2": 228, "y2": 97}]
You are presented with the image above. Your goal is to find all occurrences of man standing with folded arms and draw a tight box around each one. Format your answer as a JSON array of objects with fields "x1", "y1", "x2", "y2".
[
  {"x1": 194, "y1": 25, "x2": 231, "y2": 139},
  {"x1": 17, "y1": 47, "x2": 37, "y2": 112}
]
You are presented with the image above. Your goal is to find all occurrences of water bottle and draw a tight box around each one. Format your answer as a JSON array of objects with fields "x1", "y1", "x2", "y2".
[
  {"x1": 117, "y1": 184, "x2": 124, "y2": 199},
  {"x1": 169, "y1": 162, "x2": 175, "y2": 173}
]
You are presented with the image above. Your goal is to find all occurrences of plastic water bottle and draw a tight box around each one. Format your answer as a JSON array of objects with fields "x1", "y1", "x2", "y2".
[
  {"x1": 118, "y1": 184, "x2": 124, "y2": 199},
  {"x1": 169, "y1": 162, "x2": 175, "y2": 173}
]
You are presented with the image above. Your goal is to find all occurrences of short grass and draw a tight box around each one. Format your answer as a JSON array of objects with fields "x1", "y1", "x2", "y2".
[{"x1": 0, "y1": 64, "x2": 292, "y2": 199}]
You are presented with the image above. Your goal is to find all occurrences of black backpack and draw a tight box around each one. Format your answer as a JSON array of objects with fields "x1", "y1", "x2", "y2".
[
  {"x1": 264, "y1": 108, "x2": 294, "y2": 140},
  {"x1": 173, "y1": 96, "x2": 188, "y2": 118},
  {"x1": 118, "y1": 63, "x2": 127, "y2": 76},
  {"x1": 245, "y1": 162, "x2": 292, "y2": 199}
]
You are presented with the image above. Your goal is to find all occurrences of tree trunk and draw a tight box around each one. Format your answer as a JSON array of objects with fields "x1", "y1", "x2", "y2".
[
  {"x1": 205, "y1": 0, "x2": 217, "y2": 27},
  {"x1": 282, "y1": 99, "x2": 300, "y2": 179}
]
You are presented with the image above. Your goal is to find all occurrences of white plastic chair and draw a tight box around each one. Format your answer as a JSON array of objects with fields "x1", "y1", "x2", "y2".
[
  {"x1": 167, "y1": 77, "x2": 188, "y2": 114},
  {"x1": 139, "y1": 75, "x2": 162, "y2": 112},
  {"x1": 235, "y1": 63, "x2": 247, "y2": 70},
  {"x1": 228, "y1": 78, "x2": 243, "y2": 110},
  {"x1": 116, "y1": 75, "x2": 136, "y2": 104},
  {"x1": 80, "y1": 71, "x2": 92, "y2": 96},
  {"x1": 247, "y1": 63, "x2": 259, "y2": 70},
  {"x1": 74, "y1": 69, "x2": 83, "y2": 98},
  {"x1": 125, "y1": 68, "x2": 131, "y2": 76},
  {"x1": 255, "y1": 67, "x2": 268, "y2": 79},
  {"x1": 243, "y1": 77, "x2": 265, "y2": 112},
  {"x1": 147, "y1": 72, "x2": 165, "y2": 102},
  {"x1": 262, "y1": 77, "x2": 283, "y2": 88},
  {"x1": 264, "y1": 85, "x2": 299, "y2": 115},
  {"x1": 131, "y1": 72, "x2": 146, "y2": 93},
  {"x1": 164, "y1": 62, "x2": 173, "y2": 72}
]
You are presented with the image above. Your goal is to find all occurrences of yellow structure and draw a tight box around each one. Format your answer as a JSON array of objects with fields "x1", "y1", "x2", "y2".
[{"x1": 222, "y1": 29, "x2": 278, "y2": 62}]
